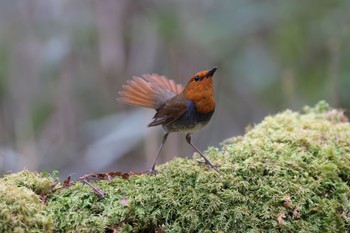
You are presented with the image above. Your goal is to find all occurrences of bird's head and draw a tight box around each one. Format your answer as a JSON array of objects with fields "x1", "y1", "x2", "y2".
[{"x1": 183, "y1": 67, "x2": 217, "y2": 113}]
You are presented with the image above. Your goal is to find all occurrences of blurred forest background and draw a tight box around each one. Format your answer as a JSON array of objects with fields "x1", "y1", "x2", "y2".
[{"x1": 0, "y1": 0, "x2": 349, "y2": 178}]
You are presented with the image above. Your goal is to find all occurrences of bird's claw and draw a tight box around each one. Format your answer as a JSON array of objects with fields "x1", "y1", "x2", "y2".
[
  {"x1": 195, "y1": 159, "x2": 220, "y2": 173},
  {"x1": 146, "y1": 168, "x2": 159, "y2": 175}
]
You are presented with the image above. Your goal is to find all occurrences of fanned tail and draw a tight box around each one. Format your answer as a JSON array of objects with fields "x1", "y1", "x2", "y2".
[{"x1": 117, "y1": 74, "x2": 183, "y2": 109}]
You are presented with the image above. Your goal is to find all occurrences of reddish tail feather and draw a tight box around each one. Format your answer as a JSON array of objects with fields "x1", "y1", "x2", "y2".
[{"x1": 117, "y1": 74, "x2": 183, "y2": 109}]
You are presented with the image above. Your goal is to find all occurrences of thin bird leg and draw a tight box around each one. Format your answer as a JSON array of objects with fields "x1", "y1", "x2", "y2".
[
  {"x1": 185, "y1": 133, "x2": 220, "y2": 173},
  {"x1": 149, "y1": 133, "x2": 169, "y2": 174}
]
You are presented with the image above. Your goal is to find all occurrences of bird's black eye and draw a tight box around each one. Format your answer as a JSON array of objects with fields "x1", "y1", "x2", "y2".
[{"x1": 194, "y1": 76, "x2": 200, "y2": 81}]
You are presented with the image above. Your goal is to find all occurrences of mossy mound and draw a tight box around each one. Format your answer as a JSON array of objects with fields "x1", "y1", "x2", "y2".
[
  {"x1": 0, "y1": 171, "x2": 54, "y2": 233},
  {"x1": 0, "y1": 101, "x2": 349, "y2": 232}
]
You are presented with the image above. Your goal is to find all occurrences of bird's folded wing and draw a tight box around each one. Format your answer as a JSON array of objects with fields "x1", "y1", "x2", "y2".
[
  {"x1": 117, "y1": 74, "x2": 183, "y2": 109},
  {"x1": 147, "y1": 95, "x2": 187, "y2": 127}
]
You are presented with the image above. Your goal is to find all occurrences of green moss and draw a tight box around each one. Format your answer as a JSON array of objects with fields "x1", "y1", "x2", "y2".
[
  {"x1": 0, "y1": 171, "x2": 54, "y2": 233},
  {"x1": 1, "y1": 170, "x2": 55, "y2": 195},
  {"x1": 1, "y1": 101, "x2": 349, "y2": 232}
]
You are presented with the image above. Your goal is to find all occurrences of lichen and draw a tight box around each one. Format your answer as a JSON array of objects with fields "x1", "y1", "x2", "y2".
[{"x1": 0, "y1": 101, "x2": 349, "y2": 232}]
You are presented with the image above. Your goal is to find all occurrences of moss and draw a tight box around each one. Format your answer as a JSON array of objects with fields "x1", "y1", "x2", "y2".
[
  {"x1": 0, "y1": 171, "x2": 54, "y2": 233},
  {"x1": 1, "y1": 101, "x2": 350, "y2": 232}
]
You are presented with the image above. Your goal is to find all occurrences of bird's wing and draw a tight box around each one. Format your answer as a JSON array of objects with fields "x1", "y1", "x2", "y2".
[
  {"x1": 117, "y1": 74, "x2": 183, "y2": 109},
  {"x1": 148, "y1": 94, "x2": 187, "y2": 127}
]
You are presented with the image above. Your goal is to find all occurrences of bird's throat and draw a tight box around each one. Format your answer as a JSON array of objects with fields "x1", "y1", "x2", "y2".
[
  {"x1": 193, "y1": 95, "x2": 215, "y2": 114},
  {"x1": 183, "y1": 80, "x2": 215, "y2": 114}
]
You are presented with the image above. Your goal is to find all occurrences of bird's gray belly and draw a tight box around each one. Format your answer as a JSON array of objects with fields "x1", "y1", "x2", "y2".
[{"x1": 163, "y1": 101, "x2": 214, "y2": 133}]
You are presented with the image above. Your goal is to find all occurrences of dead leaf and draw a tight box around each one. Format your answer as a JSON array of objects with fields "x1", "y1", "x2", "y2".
[
  {"x1": 119, "y1": 196, "x2": 129, "y2": 206},
  {"x1": 283, "y1": 195, "x2": 293, "y2": 208},
  {"x1": 293, "y1": 206, "x2": 301, "y2": 219},
  {"x1": 63, "y1": 175, "x2": 71, "y2": 188},
  {"x1": 277, "y1": 211, "x2": 286, "y2": 227}
]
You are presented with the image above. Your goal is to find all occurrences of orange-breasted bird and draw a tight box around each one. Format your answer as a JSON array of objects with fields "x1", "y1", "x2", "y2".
[{"x1": 117, "y1": 67, "x2": 218, "y2": 173}]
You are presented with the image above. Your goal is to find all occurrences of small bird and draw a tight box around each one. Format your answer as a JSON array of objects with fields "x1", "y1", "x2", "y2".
[{"x1": 117, "y1": 67, "x2": 218, "y2": 173}]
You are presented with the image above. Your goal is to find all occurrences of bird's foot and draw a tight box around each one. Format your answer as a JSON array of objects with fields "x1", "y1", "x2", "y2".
[
  {"x1": 196, "y1": 159, "x2": 220, "y2": 173},
  {"x1": 146, "y1": 167, "x2": 159, "y2": 175}
]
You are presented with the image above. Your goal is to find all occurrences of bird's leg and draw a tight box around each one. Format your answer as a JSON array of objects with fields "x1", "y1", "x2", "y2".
[
  {"x1": 185, "y1": 133, "x2": 219, "y2": 173},
  {"x1": 148, "y1": 133, "x2": 169, "y2": 174}
]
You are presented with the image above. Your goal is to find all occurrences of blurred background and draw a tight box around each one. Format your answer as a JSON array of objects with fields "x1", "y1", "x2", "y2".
[{"x1": 0, "y1": 0, "x2": 349, "y2": 178}]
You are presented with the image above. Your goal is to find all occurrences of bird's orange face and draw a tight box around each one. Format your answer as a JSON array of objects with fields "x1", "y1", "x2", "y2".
[{"x1": 183, "y1": 67, "x2": 217, "y2": 113}]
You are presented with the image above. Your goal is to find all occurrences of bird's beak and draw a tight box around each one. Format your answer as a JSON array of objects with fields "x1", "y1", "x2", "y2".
[{"x1": 206, "y1": 67, "x2": 217, "y2": 78}]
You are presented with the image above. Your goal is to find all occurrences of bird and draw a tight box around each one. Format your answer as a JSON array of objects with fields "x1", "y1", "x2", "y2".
[{"x1": 117, "y1": 67, "x2": 219, "y2": 173}]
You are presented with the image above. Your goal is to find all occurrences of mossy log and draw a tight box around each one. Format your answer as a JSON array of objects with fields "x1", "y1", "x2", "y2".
[{"x1": 1, "y1": 101, "x2": 349, "y2": 232}]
